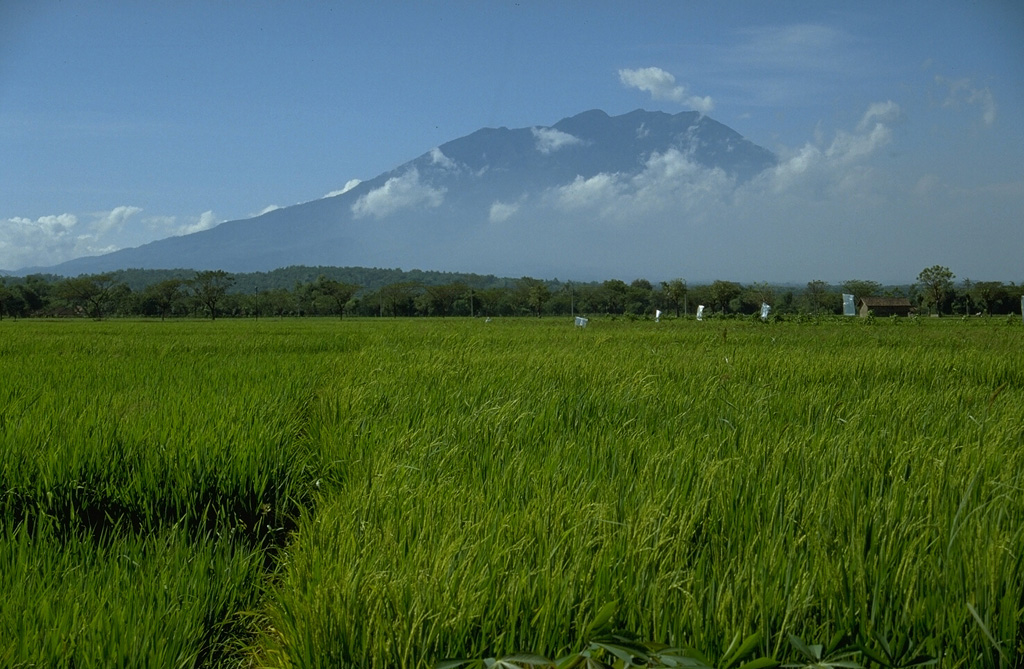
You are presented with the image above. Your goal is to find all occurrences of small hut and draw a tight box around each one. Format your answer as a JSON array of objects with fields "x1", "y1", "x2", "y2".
[{"x1": 858, "y1": 296, "x2": 913, "y2": 317}]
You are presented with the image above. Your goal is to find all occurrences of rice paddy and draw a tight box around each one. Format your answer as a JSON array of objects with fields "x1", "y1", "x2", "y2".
[{"x1": 1, "y1": 316, "x2": 1021, "y2": 667}]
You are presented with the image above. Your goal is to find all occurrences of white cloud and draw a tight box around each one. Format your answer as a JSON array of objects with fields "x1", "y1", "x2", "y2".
[
  {"x1": 94, "y1": 205, "x2": 142, "y2": 234},
  {"x1": 618, "y1": 66, "x2": 714, "y2": 114},
  {"x1": 936, "y1": 76, "x2": 997, "y2": 126},
  {"x1": 488, "y1": 201, "x2": 519, "y2": 223},
  {"x1": 550, "y1": 149, "x2": 732, "y2": 223},
  {"x1": 826, "y1": 122, "x2": 891, "y2": 165},
  {"x1": 257, "y1": 204, "x2": 281, "y2": 216},
  {"x1": 0, "y1": 210, "x2": 136, "y2": 269},
  {"x1": 532, "y1": 127, "x2": 584, "y2": 154},
  {"x1": 555, "y1": 173, "x2": 623, "y2": 211},
  {"x1": 429, "y1": 147, "x2": 457, "y2": 169},
  {"x1": 324, "y1": 179, "x2": 363, "y2": 198},
  {"x1": 749, "y1": 101, "x2": 897, "y2": 196},
  {"x1": 175, "y1": 210, "x2": 220, "y2": 236},
  {"x1": 351, "y1": 168, "x2": 445, "y2": 219},
  {"x1": 629, "y1": 149, "x2": 733, "y2": 213}
]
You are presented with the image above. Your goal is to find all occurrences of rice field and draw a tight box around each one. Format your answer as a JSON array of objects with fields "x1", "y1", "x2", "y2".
[{"x1": 1, "y1": 316, "x2": 1021, "y2": 667}]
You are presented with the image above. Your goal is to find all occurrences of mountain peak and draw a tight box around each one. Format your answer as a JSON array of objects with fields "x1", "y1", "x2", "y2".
[{"x1": 29, "y1": 109, "x2": 777, "y2": 278}]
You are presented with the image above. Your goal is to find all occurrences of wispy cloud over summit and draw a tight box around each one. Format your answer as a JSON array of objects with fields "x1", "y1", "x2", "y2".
[{"x1": 619, "y1": 67, "x2": 713, "y2": 114}]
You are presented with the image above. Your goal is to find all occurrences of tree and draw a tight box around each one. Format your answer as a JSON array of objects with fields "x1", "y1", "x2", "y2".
[
  {"x1": 378, "y1": 282, "x2": 420, "y2": 317},
  {"x1": 743, "y1": 282, "x2": 775, "y2": 314},
  {"x1": 916, "y1": 265, "x2": 955, "y2": 316},
  {"x1": 804, "y1": 280, "x2": 830, "y2": 315},
  {"x1": 841, "y1": 280, "x2": 883, "y2": 299},
  {"x1": 598, "y1": 279, "x2": 629, "y2": 314},
  {"x1": 54, "y1": 273, "x2": 122, "y2": 319},
  {"x1": 660, "y1": 279, "x2": 688, "y2": 317},
  {"x1": 626, "y1": 279, "x2": 653, "y2": 316},
  {"x1": 420, "y1": 282, "x2": 466, "y2": 317},
  {"x1": 314, "y1": 276, "x2": 360, "y2": 319},
  {"x1": 142, "y1": 278, "x2": 185, "y2": 320},
  {"x1": 968, "y1": 280, "x2": 1007, "y2": 315},
  {"x1": 190, "y1": 270, "x2": 234, "y2": 320},
  {"x1": 709, "y1": 280, "x2": 742, "y2": 313},
  {"x1": 517, "y1": 277, "x2": 551, "y2": 317}
]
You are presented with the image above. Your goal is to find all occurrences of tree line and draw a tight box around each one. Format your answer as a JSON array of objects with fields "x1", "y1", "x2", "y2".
[{"x1": 0, "y1": 265, "x2": 1020, "y2": 320}]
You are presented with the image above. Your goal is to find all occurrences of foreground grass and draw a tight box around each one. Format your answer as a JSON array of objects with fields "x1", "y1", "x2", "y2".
[{"x1": 1, "y1": 317, "x2": 1022, "y2": 667}]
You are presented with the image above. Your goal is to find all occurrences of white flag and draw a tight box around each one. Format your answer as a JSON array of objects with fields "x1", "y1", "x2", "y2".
[
  {"x1": 575, "y1": 316, "x2": 588, "y2": 328},
  {"x1": 655, "y1": 309, "x2": 662, "y2": 322},
  {"x1": 760, "y1": 302, "x2": 771, "y2": 321},
  {"x1": 696, "y1": 305, "x2": 705, "y2": 321},
  {"x1": 843, "y1": 293, "x2": 856, "y2": 316},
  {"x1": 1021, "y1": 295, "x2": 1024, "y2": 324}
]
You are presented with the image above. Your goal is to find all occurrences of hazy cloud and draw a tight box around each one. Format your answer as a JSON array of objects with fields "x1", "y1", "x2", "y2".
[
  {"x1": 351, "y1": 168, "x2": 445, "y2": 219},
  {"x1": 532, "y1": 127, "x2": 583, "y2": 154},
  {"x1": 732, "y1": 24, "x2": 852, "y2": 71},
  {"x1": 619, "y1": 67, "x2": 714, "y2": 114},
  {"x1": 488, "y1": 201, "x2": 519, "y2": 223},
  {"x1": 715, "y1": 24, "x2": 865, "y2": 108},
  {"x1": 936, "y1": 76, "x2": 996, "y2": 125},
  {"x1": 257, "y1": 205, "x2": 282, "y2": 216},
  {"x1": 857, "y1": 100, "x2": 900, "y2": 131}
]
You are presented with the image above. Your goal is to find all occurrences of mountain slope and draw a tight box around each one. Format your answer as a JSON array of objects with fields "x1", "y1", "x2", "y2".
[{"x1": 30, "y1": 109, "x2": 777, "y2": 278}]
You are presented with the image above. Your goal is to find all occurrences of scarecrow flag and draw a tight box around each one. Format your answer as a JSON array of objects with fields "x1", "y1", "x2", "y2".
[
  {"x1": 843, "y1": 293, "x2": 856, "y2": 316},
  {"x1": 760, "y1": 302, "x2": 771, "y2": 321},
  {"x1": 655, "y1": 309, "x2": 662, "y2": 322},
  {"x1": 696, "y1": 305, "x2": 705, "y2": 321},
  {"x1": 575, "y1": 316, "x2": 588, "y2": 328}
]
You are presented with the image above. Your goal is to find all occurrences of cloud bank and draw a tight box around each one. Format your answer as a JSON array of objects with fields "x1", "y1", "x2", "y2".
[
  {"x1": 457, "y1": 100, "x2": 985, "y2": 283},
  {"x1": 0, "y1": 208, "x2": 145, "y2": 269}
]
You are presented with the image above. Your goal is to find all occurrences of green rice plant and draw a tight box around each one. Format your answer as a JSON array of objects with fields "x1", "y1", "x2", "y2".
[
  {"x1": 0, "y1": 320, "x2": 328, "y2": 542},
  {"x1": 1, "y1": 317, "x2": 1021, "y2": 667},
  {"x1": 254, "y1": 318, "x2": 1024, "y2": 667},
  {"x1": 0, "y1": 519, "x2": 263, "y2": 667}
]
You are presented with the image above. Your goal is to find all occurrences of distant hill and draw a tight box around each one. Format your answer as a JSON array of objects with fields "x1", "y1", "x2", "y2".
[{"x1": 22, "y1": 109, "x2": 777, "y2": 279}]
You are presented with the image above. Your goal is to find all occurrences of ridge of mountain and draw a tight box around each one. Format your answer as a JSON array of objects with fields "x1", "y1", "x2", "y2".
[{"x1": 20, "y1": 109, "x2": 778, "y2": 278}]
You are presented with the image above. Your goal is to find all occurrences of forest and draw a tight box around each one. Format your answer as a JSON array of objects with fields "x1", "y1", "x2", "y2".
[{"x1": 0, "y1": 264, "x2": 1021, "y2": 320}]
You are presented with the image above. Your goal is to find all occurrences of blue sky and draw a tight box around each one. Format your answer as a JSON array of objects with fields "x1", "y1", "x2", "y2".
[{"x1": 1, "y1": 1, "x2": 1022, "y2": 281}]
